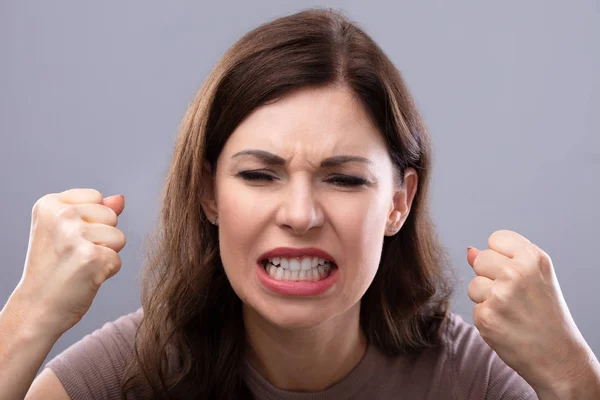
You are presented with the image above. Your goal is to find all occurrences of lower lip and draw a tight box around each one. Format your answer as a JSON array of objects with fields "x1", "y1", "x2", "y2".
[{"x1": 256, "y1": 262, "x2": 339, "y2": 296}]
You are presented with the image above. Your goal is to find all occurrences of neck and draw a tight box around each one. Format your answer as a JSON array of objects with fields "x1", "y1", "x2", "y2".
[{"x1": 243, "y1": 302, "x2": 367, "y2": 392}]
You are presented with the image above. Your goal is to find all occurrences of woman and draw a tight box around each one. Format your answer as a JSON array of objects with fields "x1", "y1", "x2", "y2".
[{"x1": 1, "y1": 8, "x2": 598, "y2": 400}]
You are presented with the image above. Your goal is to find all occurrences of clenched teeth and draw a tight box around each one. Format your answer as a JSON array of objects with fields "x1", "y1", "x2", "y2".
[
  {"x1": 265, "y1": 256, "x2": 333, "y2": 271},
  {"x1": 261, "y1": 256, "x2": 335, "y2": 282}
]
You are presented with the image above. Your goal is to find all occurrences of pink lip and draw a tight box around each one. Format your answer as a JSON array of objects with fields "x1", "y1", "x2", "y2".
[
  {"x1": 256, "y1": 247, "x2": 339, "y2": 297},
  {"x1": 256, "y1": 262, "x2": 339, "y2": 296}
]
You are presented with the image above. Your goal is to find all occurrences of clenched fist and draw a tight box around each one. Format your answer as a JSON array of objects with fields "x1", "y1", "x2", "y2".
[
  {"x1": 13, "y1": 188, "x2": 126, "y2": 338},
  {"x1": 466, "y1": 230, "x2": 597, "y2": 396}
]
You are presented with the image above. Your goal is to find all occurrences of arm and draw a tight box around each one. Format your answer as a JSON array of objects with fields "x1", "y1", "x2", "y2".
[
  {"x1": 1, "y1": 189, "x2": 126, "y2": 399},
  {"x1": 26, "y1": 369, "x2": 71, "y2": 400},
  {"x1": 466, "y1": 231, "x2": 600, "y2": 400},
  {"x1": 534, "y1": 344, "x2": 600, "y2": 400},
  {"x1": 0, "y1": 291, "x2": 66, "y2": 400},
  {"x1": 0, "y1": 189, "x2": 125, "y2": 400}
]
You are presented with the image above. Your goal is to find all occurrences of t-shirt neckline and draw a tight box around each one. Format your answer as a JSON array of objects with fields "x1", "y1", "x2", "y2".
[{"x1": 241, "y1": 341, "x2": 380, "y2": 400}]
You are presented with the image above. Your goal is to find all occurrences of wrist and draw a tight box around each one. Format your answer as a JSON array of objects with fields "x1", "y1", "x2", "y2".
[
  {"x1": 534, "y1": 349, "x2": 600, "y2": 400},
  {"x1": 3, "y1": 287, "x2": 64, "y2": 344}
]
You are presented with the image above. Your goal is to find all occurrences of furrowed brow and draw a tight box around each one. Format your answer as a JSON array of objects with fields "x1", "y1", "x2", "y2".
[
  {"x1": 320, "y1": 155, "x2": 373, "y2": 168},
  {"x1": 231, "y1": 149, "x2": 286, "y2": 165},
  {"x1": 231, "y1": 150, "x2": 373, "y2": 168}
]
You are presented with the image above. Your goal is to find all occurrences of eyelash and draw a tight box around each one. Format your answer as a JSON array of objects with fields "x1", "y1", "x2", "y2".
[{"x1": 237, "y1": 170, "x2": 367, "y2": 187}]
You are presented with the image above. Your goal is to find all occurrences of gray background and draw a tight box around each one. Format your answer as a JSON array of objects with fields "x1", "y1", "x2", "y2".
[{"x1": 1, "y1": 0, "x2": 598, "y2": 374}]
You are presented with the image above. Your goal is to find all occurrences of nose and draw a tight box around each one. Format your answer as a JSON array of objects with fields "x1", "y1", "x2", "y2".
[{"x1": 275, "y1": 176, "x2": 323, "y2": 235}]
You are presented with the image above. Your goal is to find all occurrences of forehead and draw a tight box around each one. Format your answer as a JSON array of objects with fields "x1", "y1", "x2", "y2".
[{"x1": 221, "y1": 86, "x2": 389, "y2": 160}]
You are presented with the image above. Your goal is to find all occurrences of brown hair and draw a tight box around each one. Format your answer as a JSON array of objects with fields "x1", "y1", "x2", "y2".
[{"x1": 122, "y1": 7, "x2": 457, "y2": 399}]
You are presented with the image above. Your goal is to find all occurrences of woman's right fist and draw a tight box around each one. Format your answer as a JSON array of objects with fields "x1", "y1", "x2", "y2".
[{"x1": 13, "y1": 188, "x2": 126, "y2": 337}]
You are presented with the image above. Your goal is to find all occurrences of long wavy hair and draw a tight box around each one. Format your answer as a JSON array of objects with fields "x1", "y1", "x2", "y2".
[{"x1": 121, "y1": 7, "x2": 457, "y2": 399}]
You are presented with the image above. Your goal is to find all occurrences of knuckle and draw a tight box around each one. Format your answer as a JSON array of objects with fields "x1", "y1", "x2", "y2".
[
  {"x1": 87, "y1": 189, "x2": 104, "y2": 202},
  {"x1": 535, "y1": 247, "x2": 554, "y2": 275},
  {"x1": 117, "y1": 229, "x2": 127, "y2": 249},
  {"x1": 487, "y1": 230, "x2": 503, "y2": 247},
  {"x1": 467, "y1": 276, "x2": 483, "y2": 295},
  {"x1": 54, "y1": 221, "x2": 82, "y2": 252},
  {"x1": 65, "y1": 188, "x2": 103, "y2": 202},
  {"x1": 91, "y1": 273, "x2": 105, "y2": 290},
  {"x1": 467, "y1": 278, "x2": 476, "y2": 293},
  {"x1": 107, "y1": 258, "x2": 122, "y2": 277},
  {"x1": 78, "y1": 244, "x2": 103, "y2": 264},
  {"x1": 531, "y1": 247, "x2": 544, "y2": 265},
  {"x1": 101, "y1": 254, "x2": 122, "y2": 283},
  {"x1": 514, "y1": 260, "x2": 538, "y2": 282},
  {"x1": 31, "y1": 198, "x2": 43, "y2": 217},
  {"x1": 107, "y1": 208, "x2": 119, "y2": 226},
  {"x1": 467, "y1": 281, "x2": 476, "y2": 300},
  {"x1": 490, "y1": 286, "x2": 511, "y2": 310},
  {"x1": 473, "y1": 305, "x2": 496, "y2": 333},
  {"x1": 522, "y1": 244, "x2": 541, "y2": 264},
  {"x1": 59, "y1": 219, "x2": 83, "y2": 238},
  {"x1": 55, "y1": 204, "x2": 79, "y2": 219},
  {"x1": 32, "y1": 194, "x2": 54, "y2": 218},
  {"x1": 502, "y1": 265, "x2": 525, "y2": 282}
]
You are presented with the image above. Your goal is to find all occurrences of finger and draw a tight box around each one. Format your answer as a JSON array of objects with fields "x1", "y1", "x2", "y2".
[
  {"x1": 89, "y1": 245, "x2": 123, "y2": 283},
  {"x1": 467, "y1": 275, "x2": 494, "y2": 303},
  {"x1": 466, "y1": 246, "x2": 480, "y2": 267},
  {"x1": 102, "y1": 195, "x2": 125, "y2": 217},
  {"x1": 100, "y1": 247, "x2": 123, "y2": 281},
  {"x1": 470, "y1": 248, "x2": 511, "y2": 280},
  {"x1": 81, "y1": 224, "x2": 126, "y2": 253},
  {"x1": 76, "y1": 203, "x2": 118, "y2": 227},
  {"x1": 488, "y1": 230, "x2": 531, "y2": 259},
  {"x1": 57, "y1": 188, "x2": 104, "y2": 205}
]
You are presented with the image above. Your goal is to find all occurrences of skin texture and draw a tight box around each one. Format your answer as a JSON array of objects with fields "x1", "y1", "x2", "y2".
[
  {"x1": 4, "y1": 87, "x2": 597, "y2": 399},
  {"x1": 467, "y1": 232, "x2": 600, "y2": 398},
  {"x1": 0, "y1": 191, "x2": 125, "y2": 400},
  {"x1": 201, "y1": 85, "x2": 418, "y2": 391},
  {"x1": 202, "y1": 84, "x2": 600, "y2": 397}
]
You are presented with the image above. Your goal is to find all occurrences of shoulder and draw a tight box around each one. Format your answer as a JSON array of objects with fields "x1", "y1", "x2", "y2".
[
  {"x1": 351, "y1": 313, "x2": 538, "y2": 399},
  {"x1": 44, "y1": 308, "x2": 145, "y2": 400},
  {"x1": 440, "y1": 312, "x2": 538, "y2": 399}
]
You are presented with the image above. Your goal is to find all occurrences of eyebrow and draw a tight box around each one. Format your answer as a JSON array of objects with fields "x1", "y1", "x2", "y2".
[{"x1": 231, "y1": 149, "x2": 373, "y2": 167}]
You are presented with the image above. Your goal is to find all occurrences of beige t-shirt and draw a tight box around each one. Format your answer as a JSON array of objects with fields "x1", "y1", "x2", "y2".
[{"x1": 45, "y1": 308, "x2": 538, "y2": 399}]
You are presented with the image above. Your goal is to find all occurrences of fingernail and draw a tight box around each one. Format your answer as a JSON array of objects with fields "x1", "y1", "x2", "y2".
[
  {"x1": 119, "y1": 194, "x2": 125, "y2": 201},
  {"x1": 467, "y1": 246, "x2": 474, "y2": 253}
]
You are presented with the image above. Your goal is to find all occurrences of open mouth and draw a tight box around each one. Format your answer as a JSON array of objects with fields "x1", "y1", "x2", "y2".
[{"x1": 260, "y1": 256, "x2": 337, "y2": 282}]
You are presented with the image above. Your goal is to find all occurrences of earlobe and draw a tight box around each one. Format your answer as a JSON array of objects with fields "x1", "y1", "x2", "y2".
[
  {"x1": 386, "y1": 211, "x2": 402, "y2": 235},
  {"x1": 385, "y1": 210, "x2": 402, "y2": 235}
]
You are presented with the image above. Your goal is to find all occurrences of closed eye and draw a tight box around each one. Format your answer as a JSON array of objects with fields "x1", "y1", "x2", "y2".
[
  {"x1": 238, "y1": 170, "x2": 367, "y2": 187},
  {"x1": 238, "y1": 170, "x2": 276, "y2": 181},
  {"x1": 326, "y1": 175, "x2": 367, "y2": 187}
]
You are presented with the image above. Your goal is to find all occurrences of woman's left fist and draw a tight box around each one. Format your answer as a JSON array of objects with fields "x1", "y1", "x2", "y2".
[{"x1": 467, "y1": 230, "x2": 590, "y2": 394}]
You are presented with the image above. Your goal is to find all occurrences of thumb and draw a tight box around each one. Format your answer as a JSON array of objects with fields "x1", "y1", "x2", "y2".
[
  {"x1": 103, "y1": 194, "x2": 125, "y2": 217},
  {"x1": 466, "y1": 246, "x2": 481, "y2": 269}
]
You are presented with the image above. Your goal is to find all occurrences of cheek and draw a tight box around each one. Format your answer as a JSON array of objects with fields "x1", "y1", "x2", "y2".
[
  {"x1": 330, "y1": 199, "x2": 386, "y2": 284},
  {"x1": 215, "y1": 183, "x2": 268, "y2": 292},
  {"x1": 217, "y1": 178, "x2": 269, "y2": 245}
]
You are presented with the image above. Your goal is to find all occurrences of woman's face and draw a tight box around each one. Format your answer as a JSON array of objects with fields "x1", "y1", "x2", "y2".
[{"x1": 207, "y1": 85, "x2": 417, "y2": 330}]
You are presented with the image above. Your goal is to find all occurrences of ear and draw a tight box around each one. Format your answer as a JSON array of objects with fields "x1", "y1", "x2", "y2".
[
  {"x1": 200, "y1": 161, "x2": 218, "y2": 223},
  {"x1": 385, "y1": 168, "x2": 418, "y2": 236}
]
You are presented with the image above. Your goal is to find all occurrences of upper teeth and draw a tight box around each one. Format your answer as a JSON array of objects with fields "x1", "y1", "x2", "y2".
[{"x1": 267, "y1": 256, "x2": 331, "y2": 271}]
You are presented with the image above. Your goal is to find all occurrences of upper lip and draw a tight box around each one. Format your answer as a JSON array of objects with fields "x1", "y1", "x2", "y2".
[{"x1": 258, "y1": 247, "x2": 337, "y2": 265}]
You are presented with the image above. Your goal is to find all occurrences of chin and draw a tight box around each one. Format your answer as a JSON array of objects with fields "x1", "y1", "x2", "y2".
[{"x1": 249, "y1": 299, "x2": 339, "y2": 330}]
